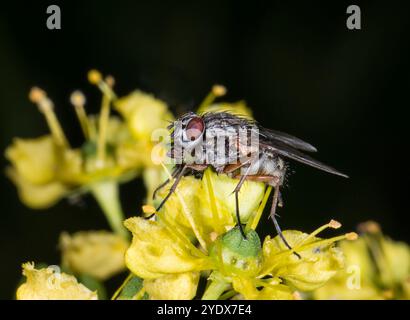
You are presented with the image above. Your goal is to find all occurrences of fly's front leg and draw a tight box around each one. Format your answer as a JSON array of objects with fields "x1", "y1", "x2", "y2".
[
  {"x1": 152, "y1": 165, "x2": 182, "y2": 200},
  {"x1": 145, "y1": 165, "x2": 187, "y2": 219},
  {"x1": 156, "y1": 165, "x2": 187, "y2": 212}
]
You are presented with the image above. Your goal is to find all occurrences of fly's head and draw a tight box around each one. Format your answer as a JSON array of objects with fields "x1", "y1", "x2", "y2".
[{"x1": 168, "y1": 112, "x2": 205, "y2": 164}]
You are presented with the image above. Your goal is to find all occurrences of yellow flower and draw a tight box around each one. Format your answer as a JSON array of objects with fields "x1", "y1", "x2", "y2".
[
  {"x1": 313, "y1": 238, "x2": 383, "y2": 300},
  {"x1": 5, "y1": 136, "x2": 69, "y2": 208},
  {"x1": 204, "y1": 221, "x2": 352, "y2": 300},
  {"x1": 5, "y1": 73, "x2": 176, "y2": 238},
  {"x1": 115, "y1": 90, "x2": 174, "y2": 141},
  {"x1": 124, "y1": 217, "x2": 209, "y2": 279},
  {"x1": 313, "y1": 221, "x2": 410, "y2": 300},
  {"x1": 143, "y1": 272, "x2": 200, "y2": 300},
  {"x1": 16, "y1": 262, "x2": 98, "y2": 300},
  {"x1": 6, "y1": 167, "x2": 68, "y2": 209},
  {"x1": 261, "y1": 230, "x2": 345, "y2": 291},
  {"x1": 131, "y1": 164, "x2": 352, "y2": 300},
  {"x1": 155, "y1": 168, "x2": 266, "y2": 244},
  {"x1": 5, "y1": 135, "x2": 59, "y2": 185},
  {"x1": 60, "y1": 231, "x2": 128, "y2": 280}
]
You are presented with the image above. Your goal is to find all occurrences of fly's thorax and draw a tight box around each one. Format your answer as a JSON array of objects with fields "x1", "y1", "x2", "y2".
[{"x1": 172, "y1": 112, "x2": 261, "y2": 167}]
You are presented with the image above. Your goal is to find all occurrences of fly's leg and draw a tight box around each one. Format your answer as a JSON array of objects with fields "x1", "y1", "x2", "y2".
[
  {"x1": 232, "y1": 165, "x2": 253, "y2": 238},
  {"x1": 152, "y1": 166, "x2": 182, "y2": 200},
  {"x1": 270, "y1": 186, "x2": 301, "y2": 259},
  {"x1": 145, "y1": 165, "x2": 187, "y2": 219},
  {"x1": 278, "y1": 190, "x2": 284, "y2": 207}
]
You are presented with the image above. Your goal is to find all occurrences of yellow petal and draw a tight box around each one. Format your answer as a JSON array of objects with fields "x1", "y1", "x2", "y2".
[
  {"x1": 124, "y1": 217, "x2": 206, "y2": 279},
  {"x1": 202, "y1": 169, "x2": 265, "y2": 228},
  {"x1": 313, "y1": 278, "x2": 383, "y2": 300},
  {"x1": 154, "y1": 175, "x2": 202, "y2": 238},
  {"x1": 144, "y1": 272, "x2": 199, "y2": 300},
  {"x1": 262, "y1": 230, "x2": 344, "y2": 291},
  {"x1": 232, "y1": 277, "x2": 294, "y2": 300},
  {"x1": 105, "y1": 116, "x2": 131, "y2": 145},
  {"x1": 338, "y1": 238, "x2": 376, "y2": 284},
  {"x1": 5, "y1": 136, "x2": 59, "y2": 184},
  {"x1": 16, "y1": 262, "x2": 98, "y2": 300},
  {"x1": 60, "y1": 231, "x2": 128, "y2": 280},
  {"x1": 115, "y1": 91, "x2": 174, "y2": 141},
  {"x1": 116, "y1": 141, "x2": 152, "y2": 170},
  {"x1": 379, "y1": 236, "x2": 410, "y2": 287},
  {"x1": 6, "y1": 167, "x2": 67, "y2": 209}
]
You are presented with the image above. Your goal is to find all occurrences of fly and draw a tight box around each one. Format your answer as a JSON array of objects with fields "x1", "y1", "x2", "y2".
[{"x1": 151, "y1": 111, "x2": 348, "y2": 256}]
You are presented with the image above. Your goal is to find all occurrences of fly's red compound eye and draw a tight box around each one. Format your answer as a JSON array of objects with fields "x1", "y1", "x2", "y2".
[{"x1": 186, "y1": 117, "x2": 204, "y2": 141}]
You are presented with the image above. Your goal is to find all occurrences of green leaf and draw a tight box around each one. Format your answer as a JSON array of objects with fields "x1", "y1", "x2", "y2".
[{"x1": 118, "y1": 275, "x2": 144, "y2": 300}]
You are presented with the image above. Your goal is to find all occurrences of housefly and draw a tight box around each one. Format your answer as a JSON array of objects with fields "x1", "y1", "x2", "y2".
[{"x1": 152, "y1": 111, "x2": 348, "y2": 253}]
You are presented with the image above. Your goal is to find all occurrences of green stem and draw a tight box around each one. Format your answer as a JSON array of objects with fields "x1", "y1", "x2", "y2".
[
  {"x1": 90, "y1": 180, "x2": 128, "y2": 239},
  {"x1": 202, "y1": 273, "x2": 230, "y2": 300}
]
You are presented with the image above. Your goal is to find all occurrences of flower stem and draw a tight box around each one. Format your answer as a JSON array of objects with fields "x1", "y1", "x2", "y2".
[
  {"x1": 202, "y1": 273, "x2": 230, "y2": 300},
  {"x1": 90, "y1": 180, "x2": 128, "y2": 239}
]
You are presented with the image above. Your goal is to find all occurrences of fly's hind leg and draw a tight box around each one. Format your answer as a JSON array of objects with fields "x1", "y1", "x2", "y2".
[{"x1": 270, "y1": 186, "x2": 301, "y2": 259}]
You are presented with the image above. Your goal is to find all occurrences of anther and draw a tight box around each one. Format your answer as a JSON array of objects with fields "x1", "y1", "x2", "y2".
[
  {"x1": 346, "y1": 232, "x2": 358, "y2": 241},
  {"x1": 70, "y1": 90, "x2": 86, "y2": 107},
  {"x1": 329, "y1": 219, "x2": 342, "y2": 229},
  {"x1": 212, "y1": 84, "x2": 227, "y2": 97},
  {"x1": 88, "y1": 69, "x2": 102, "y2": 85},
  {"x1": 142, "y1": 205, "x2": 156, "y2": 215}
]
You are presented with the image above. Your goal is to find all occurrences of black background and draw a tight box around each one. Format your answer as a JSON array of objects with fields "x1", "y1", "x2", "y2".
[{"x1": 0, "y1": 0, "x2": 409, "y2": 299}]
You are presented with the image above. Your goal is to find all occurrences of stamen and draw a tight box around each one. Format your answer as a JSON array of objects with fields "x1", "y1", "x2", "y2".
[
  {"x1": 345, "y1": 232, "x2": 358, "y2": 240},
  {"x1": 260, "y1": 232, "x2": 357, "y2": 277},
  {"x1": 155, "y1": 209, "x2": 208, "y2": 259},
  {"x1": 159, "y1": 162, "x2": 208, "y2": 251},
  {"x1": 70, "y1": 90, "x2": 90, "y2": 139},
  {"x1": 203, "y1": 169, "x2": 225, "y2": 234},
  {"x1": 105, "y1": 75, "x2": 115, "y2": 88},
  {"x1": 247, "y1": 186, "x2": 272, "y2": 231},
  {"x1": 197, "y1": 84, "x2": 227, "y2": 114},
  {"x1": 87, "y1": 69, "x2": 117, "y2": 100},
  {"x1": 87, "y1": 70, "x2": 118, "y2": 166},
  {"x1": 96, "y1": 93, "x2": 110, "y2": 167},
  {"x1": 29, "y1": 87, "x2": 69, "y2": 148},
  {"x1": 296, "y1": 219, "x2": 343, "y2": 247},
  {"x1": 212, "y1": 85, "x2": 227, "y2": 97}
]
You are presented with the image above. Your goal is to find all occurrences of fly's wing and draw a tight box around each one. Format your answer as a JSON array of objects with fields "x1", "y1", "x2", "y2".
[
  {"x1": 259, "y1": 127, "x2": 317, "y2": 152},
  {"x1": 260, "y1": 141, "x2": 348, "y2": 178},
  {"x1": 204, "y1": 112, "x2": 317, "y2": 152}
]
